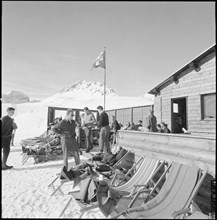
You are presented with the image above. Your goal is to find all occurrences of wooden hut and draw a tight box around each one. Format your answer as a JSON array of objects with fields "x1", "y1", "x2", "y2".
[
  {"x1": 148, "y1": 45, "x2": 216, "y2": 137},
  {"x1": 114, "y1": 45, "x2": 216, "y2": 214}
]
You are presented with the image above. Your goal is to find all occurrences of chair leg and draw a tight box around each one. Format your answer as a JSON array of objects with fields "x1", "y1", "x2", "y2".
[
  {"x1": 79, "y1": 211, "x2": 85, "y2": 219},
  {"x1": 59, "y1": 197, "x2": 73, "y2": 218},
  {"x1": 48, "y1": 176, "x2": 59, "y2": 188},
  {"x1": 22, "y1": 155, "x2": 31, "y2": 165},
  {"x1": 79, "y1": 204, "x2": 99, "y2": 219},
  {"x1": 191, "y1": 201, "x2": 202, "y2": 213},
  {"x1": 50, "y1": 182, "x2": 65, "y2": 196}
]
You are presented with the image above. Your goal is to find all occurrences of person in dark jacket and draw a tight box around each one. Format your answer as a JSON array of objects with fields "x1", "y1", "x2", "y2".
[
  {"x1": 146, "y1": 109, "x2": 158, "y2": 132},
  {"x1": 2, "y1": 107, "x2": 15, "y2": 170},
  {"x1": 97, "y1": 106, "x2": 110, "y2": 153},
  {"x1": 52, "y1": 109, "x2": 80, "y2": 169},
  {"x1": 111, "y1": 116, "x2": 120, "y2": 133}
]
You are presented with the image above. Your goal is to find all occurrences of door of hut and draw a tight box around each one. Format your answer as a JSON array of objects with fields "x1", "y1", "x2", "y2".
[{"x1": 171, "y1": 97, "x2": 187, "y2": 133}]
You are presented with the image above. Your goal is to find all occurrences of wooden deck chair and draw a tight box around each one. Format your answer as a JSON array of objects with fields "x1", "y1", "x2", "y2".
[
  {"x1": 92, "y1": 149, "x2": 135, "y2": 180},
  {"x1": 58, "y1": 156, "x2": 163, "y2": 218},
  {"x1": 57, "y1": 151, "x2": 136, "y2": 216},
  {"x1": 47, "y1": 150, "x2": 129, "y2": 196},
  {"x1": 111, "y1": 162, "x2": 207, "y2": 219},
  {"x1": 89, "y1": 157, "x2": 165, "y2": 218},
  {"x1": 110, "y1": 156, "x2": 164, "y2": 194},
  {"x1": 48, "y1": 149, "x2": 132, "y2": 191},
  {"x1": 48, "y1": 167, "x2": 92, "y2": 197}
]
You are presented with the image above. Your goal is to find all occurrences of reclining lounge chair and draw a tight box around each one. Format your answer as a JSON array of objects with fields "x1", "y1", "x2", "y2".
[
  {"x1": 58, "y1": 156, "x2": 164, "y2": 218},
  {"x1": 48, "y1": 149, "x2": 133, "y2": 197},
  {"x1": 109, "y1": 162, "x2": 207, "y2": 219}
]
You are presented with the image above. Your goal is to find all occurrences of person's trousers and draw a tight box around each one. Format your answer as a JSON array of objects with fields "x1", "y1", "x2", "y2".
[
  {"x1": 99, "y1": 126, "x2": 110, "y2": 152},
  {"x1": 11, "y1": 133, "x2": 15, "y2": 145},
  {"x1": 62, "y1": 137, "x2": 80, "y2": 169},
  {"x1": 83, "y1": 127, "x2": 92, "y2": 150},
  {"x1": 2, "y1": 137, "x2": 11, "y2": 165}
]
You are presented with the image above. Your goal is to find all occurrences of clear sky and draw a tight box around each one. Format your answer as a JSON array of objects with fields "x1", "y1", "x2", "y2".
[{"x1": 2, "y1": 1, "x2": 215, "y2": 100}]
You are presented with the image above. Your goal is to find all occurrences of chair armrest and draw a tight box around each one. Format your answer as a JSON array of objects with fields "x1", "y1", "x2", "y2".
[
  {"x1": 171, "y1": 207, "x2": 191, "y2": 219},
  {"x1": 133, "y1": 184, "x2": 147, "y2": 188},
  {"x1": 128, "y1": 189, "x2": 151, "y2": 208},
  {"x1": 110, "y1": 173, "x2": 117, "y2": 185}
]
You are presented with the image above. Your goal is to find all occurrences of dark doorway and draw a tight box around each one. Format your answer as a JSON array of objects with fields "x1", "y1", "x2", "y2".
[{"x1": 171, "y1": 98, "x2": 187, "y2": 133}]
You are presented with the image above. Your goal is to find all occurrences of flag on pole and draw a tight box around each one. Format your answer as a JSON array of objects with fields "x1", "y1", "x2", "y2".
[{"x1": 91, "y1": 50, "x2": 106, "y2": 71}]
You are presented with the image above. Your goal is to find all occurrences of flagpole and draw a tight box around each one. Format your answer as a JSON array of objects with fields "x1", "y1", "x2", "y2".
[{"x1": 104, "y1": 47, "x2": 106, "y2": 110}]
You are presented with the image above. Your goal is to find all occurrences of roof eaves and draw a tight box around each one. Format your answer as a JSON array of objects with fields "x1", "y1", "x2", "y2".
[{"x1": 148, "y1": 44, "x2": 216, "y2": 95}]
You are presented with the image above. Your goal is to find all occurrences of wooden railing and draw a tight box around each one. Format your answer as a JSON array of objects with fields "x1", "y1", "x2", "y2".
[{"x1": 116, "y1": 130, "x2": 215, "y2": 177}]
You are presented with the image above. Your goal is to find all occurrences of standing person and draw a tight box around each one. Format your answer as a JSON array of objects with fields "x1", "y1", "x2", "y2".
[
  {"x1": 80, "y1": 113, "x2": 85, "y2": 126},
  {"x1": 111, "y1": 116, "x2": 121, "y2": 134},
  {"x1": 11, "y1": 119, "x2": 18, "y2": 146},
  {"x1": 110, "y1": 116, "x2": 121, "y2": 144},
  {"x1": 146, "y1": 109, "x2": 158, "y2": 132},
  {"x1": 52, "y1": 109, "x2": 80, "y2": 169},
  {"x1": 1, "y1": 107, "x2": 15, "y2": 170},
  {"x1": 97, "y1": 105, "x2": 110, "y2": 153},
  {"x1": 82, "y1": 107, "x2": 96, "y2": 153}
]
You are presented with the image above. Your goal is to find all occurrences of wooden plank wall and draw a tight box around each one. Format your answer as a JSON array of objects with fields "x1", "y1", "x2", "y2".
[
  {"x1": 117, "y1": 130, "x2": 215, "y2": 176},
  {"x1": 153, "y1": 56, "x2": 216, "y2": 136}
]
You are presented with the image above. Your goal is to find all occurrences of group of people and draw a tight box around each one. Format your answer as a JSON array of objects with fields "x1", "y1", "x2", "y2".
[
  {"x1": 123, "y1": 120, "x2": 143, "y2": 131},
  {"x1": 1, "y1": 106, "x2": 170, "y2": 171},
  {"x1": 146, "y1": 109, "x2": 171, "y2": 133},
  {"x1": 51, "y1": 106, "x2": 111, "y2": 170},
  {"x1": 156, "y1": 122, "x2": 171, "y2": 133},
  {"x1": 120, "y1": 109, "x2": 171, "y2": 133},
  {"x1": 2, "y1": 107, "x2": 17, "y2": 170}
]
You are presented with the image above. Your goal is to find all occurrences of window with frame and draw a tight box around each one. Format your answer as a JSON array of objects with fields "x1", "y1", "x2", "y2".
[{"x1": 201, "y1": 93, "x2": 216, "y2": 119}]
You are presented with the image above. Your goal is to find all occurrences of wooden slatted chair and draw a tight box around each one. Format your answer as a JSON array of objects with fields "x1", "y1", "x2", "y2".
[
  {"x1": 110, "y1": 162, "x2": 207, "y2": 219},
  {"x1": 93, "y1": 150, "x2": 136, "y2": 180},
  {"x1": 48, "y1": 149, "x2": 133, "y2": 197},
  {"x1": 58, "y1": 156, "x2": 163, "y2": 218}
]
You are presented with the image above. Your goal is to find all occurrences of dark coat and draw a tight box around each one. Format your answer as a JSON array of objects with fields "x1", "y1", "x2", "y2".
[{"x1": 146, "y1": 114, "x2": 158, "y2": 132}]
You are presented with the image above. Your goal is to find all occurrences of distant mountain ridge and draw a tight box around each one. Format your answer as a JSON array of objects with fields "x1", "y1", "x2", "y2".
[
  {"x1": 2, "y1": 91, "x2": 30, "y2": 104},
  {"x1": 2, "y1": 80, "x2": 154, "y2": 109},
  {"x1": 42, "y1": 80, "x2": 154, "y2": 109},
  {"x1": 59, "y1": 80, "x2": 117, "y2": 96}
]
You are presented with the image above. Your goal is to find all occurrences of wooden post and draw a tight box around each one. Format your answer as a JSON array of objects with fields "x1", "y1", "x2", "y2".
[{"x1": 131, "y1": 107, "x2": 133, "y2": 123}]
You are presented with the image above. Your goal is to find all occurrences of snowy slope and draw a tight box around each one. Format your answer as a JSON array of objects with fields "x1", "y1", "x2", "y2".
[
  {"x1": 42, "y1": 80, "x2": 154, "y2": 109},
  {"x1": 2, "y1": 80, "x2": 154, "y2": 142}
]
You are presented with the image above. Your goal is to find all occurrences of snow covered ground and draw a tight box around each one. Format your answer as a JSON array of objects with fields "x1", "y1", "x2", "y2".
[
  {"x1": 2, "y1": 94, "x2": 154, "y2": 143},
  {"x1": 1, "y1": 81, "x2": 154, "y2": 218},
  {"x1": 2, "y1": 145, "x2": 105, "y2": 218}
]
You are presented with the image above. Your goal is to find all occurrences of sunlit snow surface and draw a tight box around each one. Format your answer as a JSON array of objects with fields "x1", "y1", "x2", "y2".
[{"x1": 1, "y1": 81, "x2": 154, "y2": 218}]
